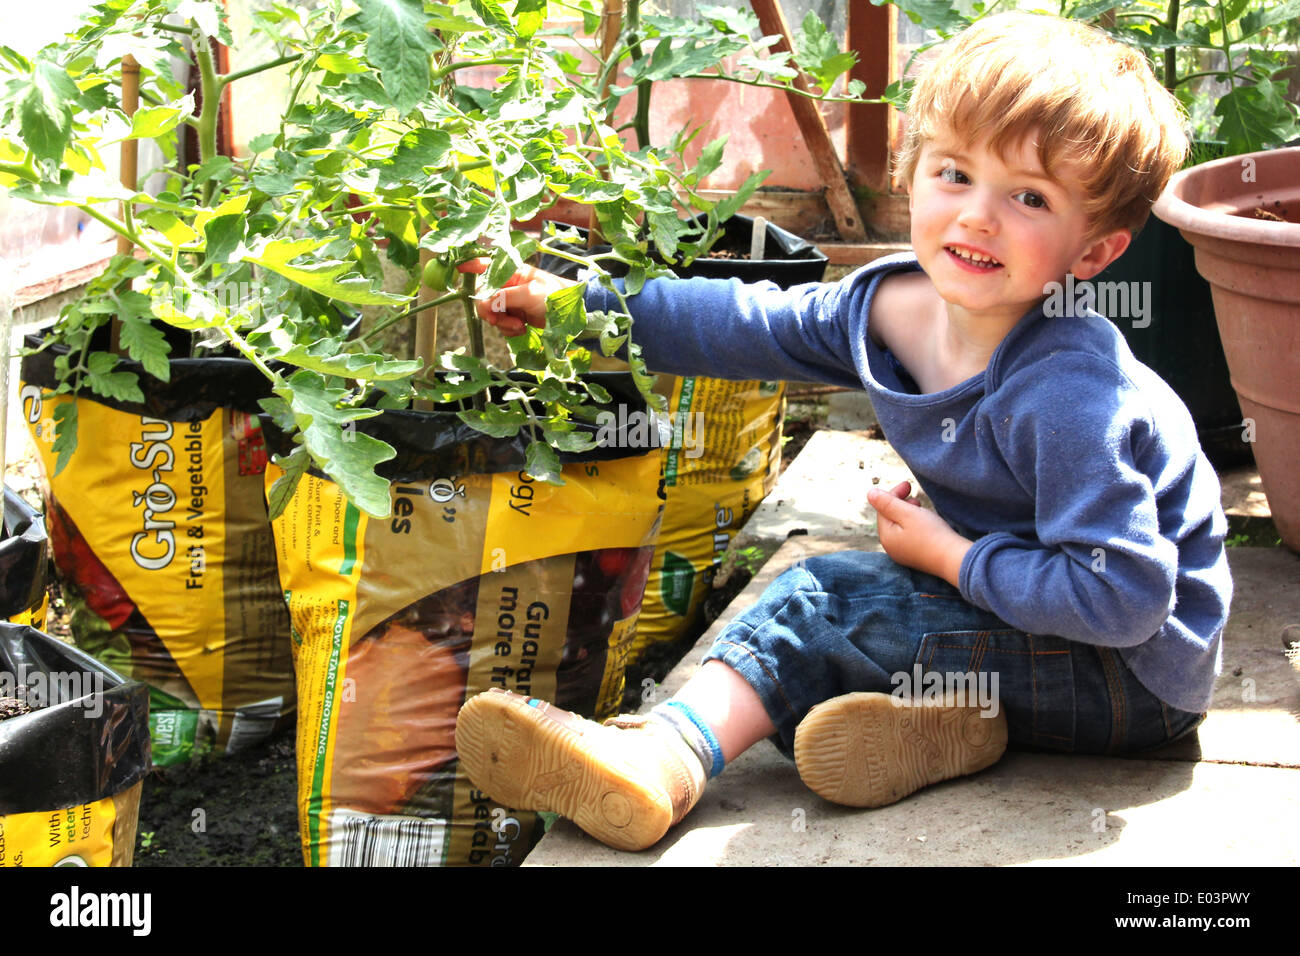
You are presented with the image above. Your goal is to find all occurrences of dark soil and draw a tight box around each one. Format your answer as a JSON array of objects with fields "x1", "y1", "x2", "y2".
[{"x1": 133, "y1": 726, "x2": 300, "y2": 867}]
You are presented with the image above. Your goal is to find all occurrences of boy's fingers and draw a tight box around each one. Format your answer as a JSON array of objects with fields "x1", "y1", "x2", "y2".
[
  {"x1": 888, "y1": 480, "x2": 912, "y2": 500},
  {"x1": 475, "y1": 287, "x2": 542, "y2": 336},
  {"x1": 868, "y1": 486, "x2": 909, "y2": 518},
  {"x1": 456, "y1": 258, "x2": 490, "y2": 276}
]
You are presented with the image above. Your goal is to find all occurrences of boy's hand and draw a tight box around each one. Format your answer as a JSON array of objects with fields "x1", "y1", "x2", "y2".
[
  {"x1": 868, "y1": 481, "x2": 972, "y2": 588},
  {"x1": 457, "y1": 259, "x2": 577, "y2": 337}
]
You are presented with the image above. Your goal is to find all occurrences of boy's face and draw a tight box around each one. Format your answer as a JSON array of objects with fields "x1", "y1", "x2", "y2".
[{"x1": 908, "y1": 128, "x2": 1129, "y2": 326}]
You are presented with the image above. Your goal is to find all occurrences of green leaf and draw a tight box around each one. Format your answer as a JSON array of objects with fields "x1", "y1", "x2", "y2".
[
  {"x1": 275, "y1": 370, "x2": 396, "y2": 518},
  {"x1": 117, "y1": 309, "x2": 172, "y2": 382},
  {"x1": 84, "y1": 352, "x2": 145, "y2": 404},
  {"x1": 544, "y1": 428, "x2": 597, "y2": 454},
  {"x1": 376, "y1": 127, "x2": 452, "y2": 187},
  {"x1": 647, "y1": 211, "x2": 683, "y2": 261},
  {"x1": 352, "y1": 0, "x2": 436, "y2": 115},
  {"x1": 524, "y1": 439, "x2": 563, "y2": 484},
  {"x1": 458, "y1": 405, "x2": 527, "y2": 438},
  {"x1": 715, "y1": 170, "x2": 769, "y2": 222},
  {"x1": 1214, "y1": 80, "x2": 1300, "y2": 154},
  {"x1": 125, "y1": 97, "x2": 194, "y2": 141},
  {"x1": 317, "y1": 53, "x2": 368, "y2": 74},
  {"x1": 470, "y1": 0, "x2": 515, "y2": 34},
  {"x1": 252, "y1": 168, "x2": 296, "y2": 196},
  {"x1": 699, "y1": 4, "x2": 758, "y2": 34},
  {"x1": 794, "y1": 11, "x2": 856, "y2": 92},
  {"x1": 419, "y1": 204, "x2": 493, "y2": 253},
  {"x1": 545, "y1": 283, "x2": 587, "y2": 340},
  {"x1": 876, "y1": 0, "x2": 970, "y2": 35},
  {"x1": 190, "y1": 155, "x2": 236, "y2": 184},
  {"x1": 203, "y1": 214, "x2": 245, "y2": 266},
  {"x1": 246, "y1": 134, "x2": 277, "y2": 155},
  {"x1": 265, "y1": 446, "x2": 309, "y2": 521},
  {"x1": 1239, "y1": 0, "x2": 1300, "y2": 40},
  {"x1": 1219, "y1": 0, "x2": 1252, "y2": 26},
  {"x1": 51, "y1": 400, "x2": 78, "y2": 475},
  {"x1": 20, "y1": 60, "x2": 77, "y2": 164},
  {"x1": 1065, "y1": 0, "x2": 1120, "y2": 22},
  {"x1": 692, "y1": 136, "x2": 726, "y2": 183},
  {"x1": 424, "y1": 3, "x2": 483, "y2": 32},
  {"x1": 244, "y1": 238, "x2": 408, "y2": 305},
  {"x1": 258, "y1": 396, "x2": 297, "y2": 434},
  {"x1": 267, "y1": 336, "x2": 424, "y2": 381},
  {"x1": 513, "y1": 0, "x2": 548, "y2": 38}
]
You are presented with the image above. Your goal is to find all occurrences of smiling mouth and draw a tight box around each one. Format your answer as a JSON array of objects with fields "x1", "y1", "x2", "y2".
[{"x1": 945, "y1": 246, "x2": 1003, "y2": 269}]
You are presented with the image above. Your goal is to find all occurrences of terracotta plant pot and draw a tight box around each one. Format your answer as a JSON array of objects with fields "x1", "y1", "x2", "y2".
[{"x1": 1152, "y1": 147, "x2": 1300, "y2": 552}]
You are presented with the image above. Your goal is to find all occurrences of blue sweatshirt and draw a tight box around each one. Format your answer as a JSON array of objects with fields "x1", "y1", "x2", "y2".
[{"x1": 586, "y1": 252, "x2": 1231, "y2": 713}]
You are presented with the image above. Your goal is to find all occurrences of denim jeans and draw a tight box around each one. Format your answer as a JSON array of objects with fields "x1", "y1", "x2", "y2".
[{"x1": 702, "y1": 551, "x2": 1205, "y2": 757}]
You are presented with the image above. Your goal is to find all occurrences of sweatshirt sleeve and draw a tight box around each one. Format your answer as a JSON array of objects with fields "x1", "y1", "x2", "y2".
[
  {"x1": 583, "y1": 272, "x2": 869, "y2": 387},
  {"x1": 957, "y1": 355, "x2": 1181, "y2": 647}
]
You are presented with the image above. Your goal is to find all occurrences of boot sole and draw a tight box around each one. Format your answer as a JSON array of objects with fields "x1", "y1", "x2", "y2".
[
  {"x1": 455, "y1": 692, "x2": 674, "y2": 852},
  {"x1": 793, "y1": 692, "x2": 1007, "y2": 808}
]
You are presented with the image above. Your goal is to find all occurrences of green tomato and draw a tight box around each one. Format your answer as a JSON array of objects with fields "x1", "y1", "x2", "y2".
[{"x1": 422, "y1": 259, "x2": 455, "y2": 292}]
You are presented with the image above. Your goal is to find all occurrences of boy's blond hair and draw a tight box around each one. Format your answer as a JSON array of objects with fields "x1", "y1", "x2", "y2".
[{"x1": 894, "y1": 12, "x2": 1189, "y2": 239}]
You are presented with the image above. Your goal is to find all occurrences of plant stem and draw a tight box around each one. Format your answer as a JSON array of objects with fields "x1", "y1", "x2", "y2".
[
  {"x1": 625, "y1": 0, "x2": 651, "y2": 151},
  {"x1": 194, "y1": 28, "x2": 221, "y2": 205},
  {"x1": 279, "y1": 53, "x2": 320, "y2": 146},
  {"x1": 359, "y1": 290, "x2": 464, "y2": 346},
  {"x1": 219, "y1": 52, "x2": 302, "y2": 89},
  {"x1": 430, "y1": 57, "x2": 525, "y2": 81},
  {"x1": 1165, "y1": 0, "x2": 1181, "y2": 91},
  {"x1": 685, "y1": 72, "x2": 882, "y2": 104},
  {"x1": 461, "y1": 270, "x2": 485, "y2": 412},
  {"x1": 0, "y1": 161, "x2": 38, "y2": 184},
  {"x1": 1174, "y1": 69, "x2": 1238, "y2": 87}
]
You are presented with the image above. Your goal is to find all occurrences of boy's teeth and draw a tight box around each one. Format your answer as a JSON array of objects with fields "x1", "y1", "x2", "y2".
[{"x1": 948, "y1": 246, "x2": 1000, "y2": 266}]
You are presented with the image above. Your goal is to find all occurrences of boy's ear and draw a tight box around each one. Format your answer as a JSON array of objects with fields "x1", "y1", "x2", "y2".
[{"x1": 1071, "y1": 228, "x2": 1132, "y2": 281}]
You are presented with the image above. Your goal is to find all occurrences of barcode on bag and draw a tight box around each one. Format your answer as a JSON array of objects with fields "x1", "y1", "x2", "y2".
[{"x1": 327, "y1": 811, "x2": 448, "y2": 867}]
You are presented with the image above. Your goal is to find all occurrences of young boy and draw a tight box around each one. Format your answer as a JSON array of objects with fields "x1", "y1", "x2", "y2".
[{"x1": 453, "y1": 11, "x2": 1232, "y2": 853}]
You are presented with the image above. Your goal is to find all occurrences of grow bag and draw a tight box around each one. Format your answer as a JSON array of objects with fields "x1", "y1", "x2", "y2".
[
  {"x1": 539, "y1": 216, "x2": 827, "y2": 678},
  {"x1": 1, "y1": 488, "x2": 49, "y2": 629},
  {"x1": 20, "y1": 335, "x2": 295, "y2": 766},
  {"x1": 0, "y1": 621, "x2": 150, "y2": 866},
  {"x1": 263, "y1": 372, "x2": 665, "y2": 867}
]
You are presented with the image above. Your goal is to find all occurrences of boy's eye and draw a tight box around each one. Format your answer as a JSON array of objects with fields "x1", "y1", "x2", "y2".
[
  {"x1": 1014, "y1": 190, "x2": 1048, "y2": 209},
  {"x1": 939, "y1": 165, "x2": 968, "y2": 185}
]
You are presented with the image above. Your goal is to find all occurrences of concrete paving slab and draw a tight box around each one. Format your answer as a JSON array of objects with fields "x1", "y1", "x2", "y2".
[
  {"x1": 527, "y1": 747, "x2": 1300, "y2": 866},
  {"x1": 1220, "y1": 465, "x2": 1273, "y2": 519},
  {"x1": 732, "y1": 430, "x2": 922, "y2": 555}
]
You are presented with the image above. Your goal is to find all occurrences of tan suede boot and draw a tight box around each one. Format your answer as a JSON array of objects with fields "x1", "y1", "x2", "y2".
[
  {"x1": 794, "y1": 691, "x2": 1008, "y2": 808},
  {"x1": 455, "y1": 688, "x2": 706, "y2": 852}
]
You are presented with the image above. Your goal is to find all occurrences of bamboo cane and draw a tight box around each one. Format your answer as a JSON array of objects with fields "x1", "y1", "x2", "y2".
[
  {"x1": 588, "y1": 0, "x2": 625, "y2": 248},
  {"x1": 111, "y1": 54, "x2": 141, "y2": 356}
]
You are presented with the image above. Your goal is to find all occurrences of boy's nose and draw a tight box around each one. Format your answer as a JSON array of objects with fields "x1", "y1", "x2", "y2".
[{"x1": 956, "y1": 190, "x2": 999, "y2": 233}]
